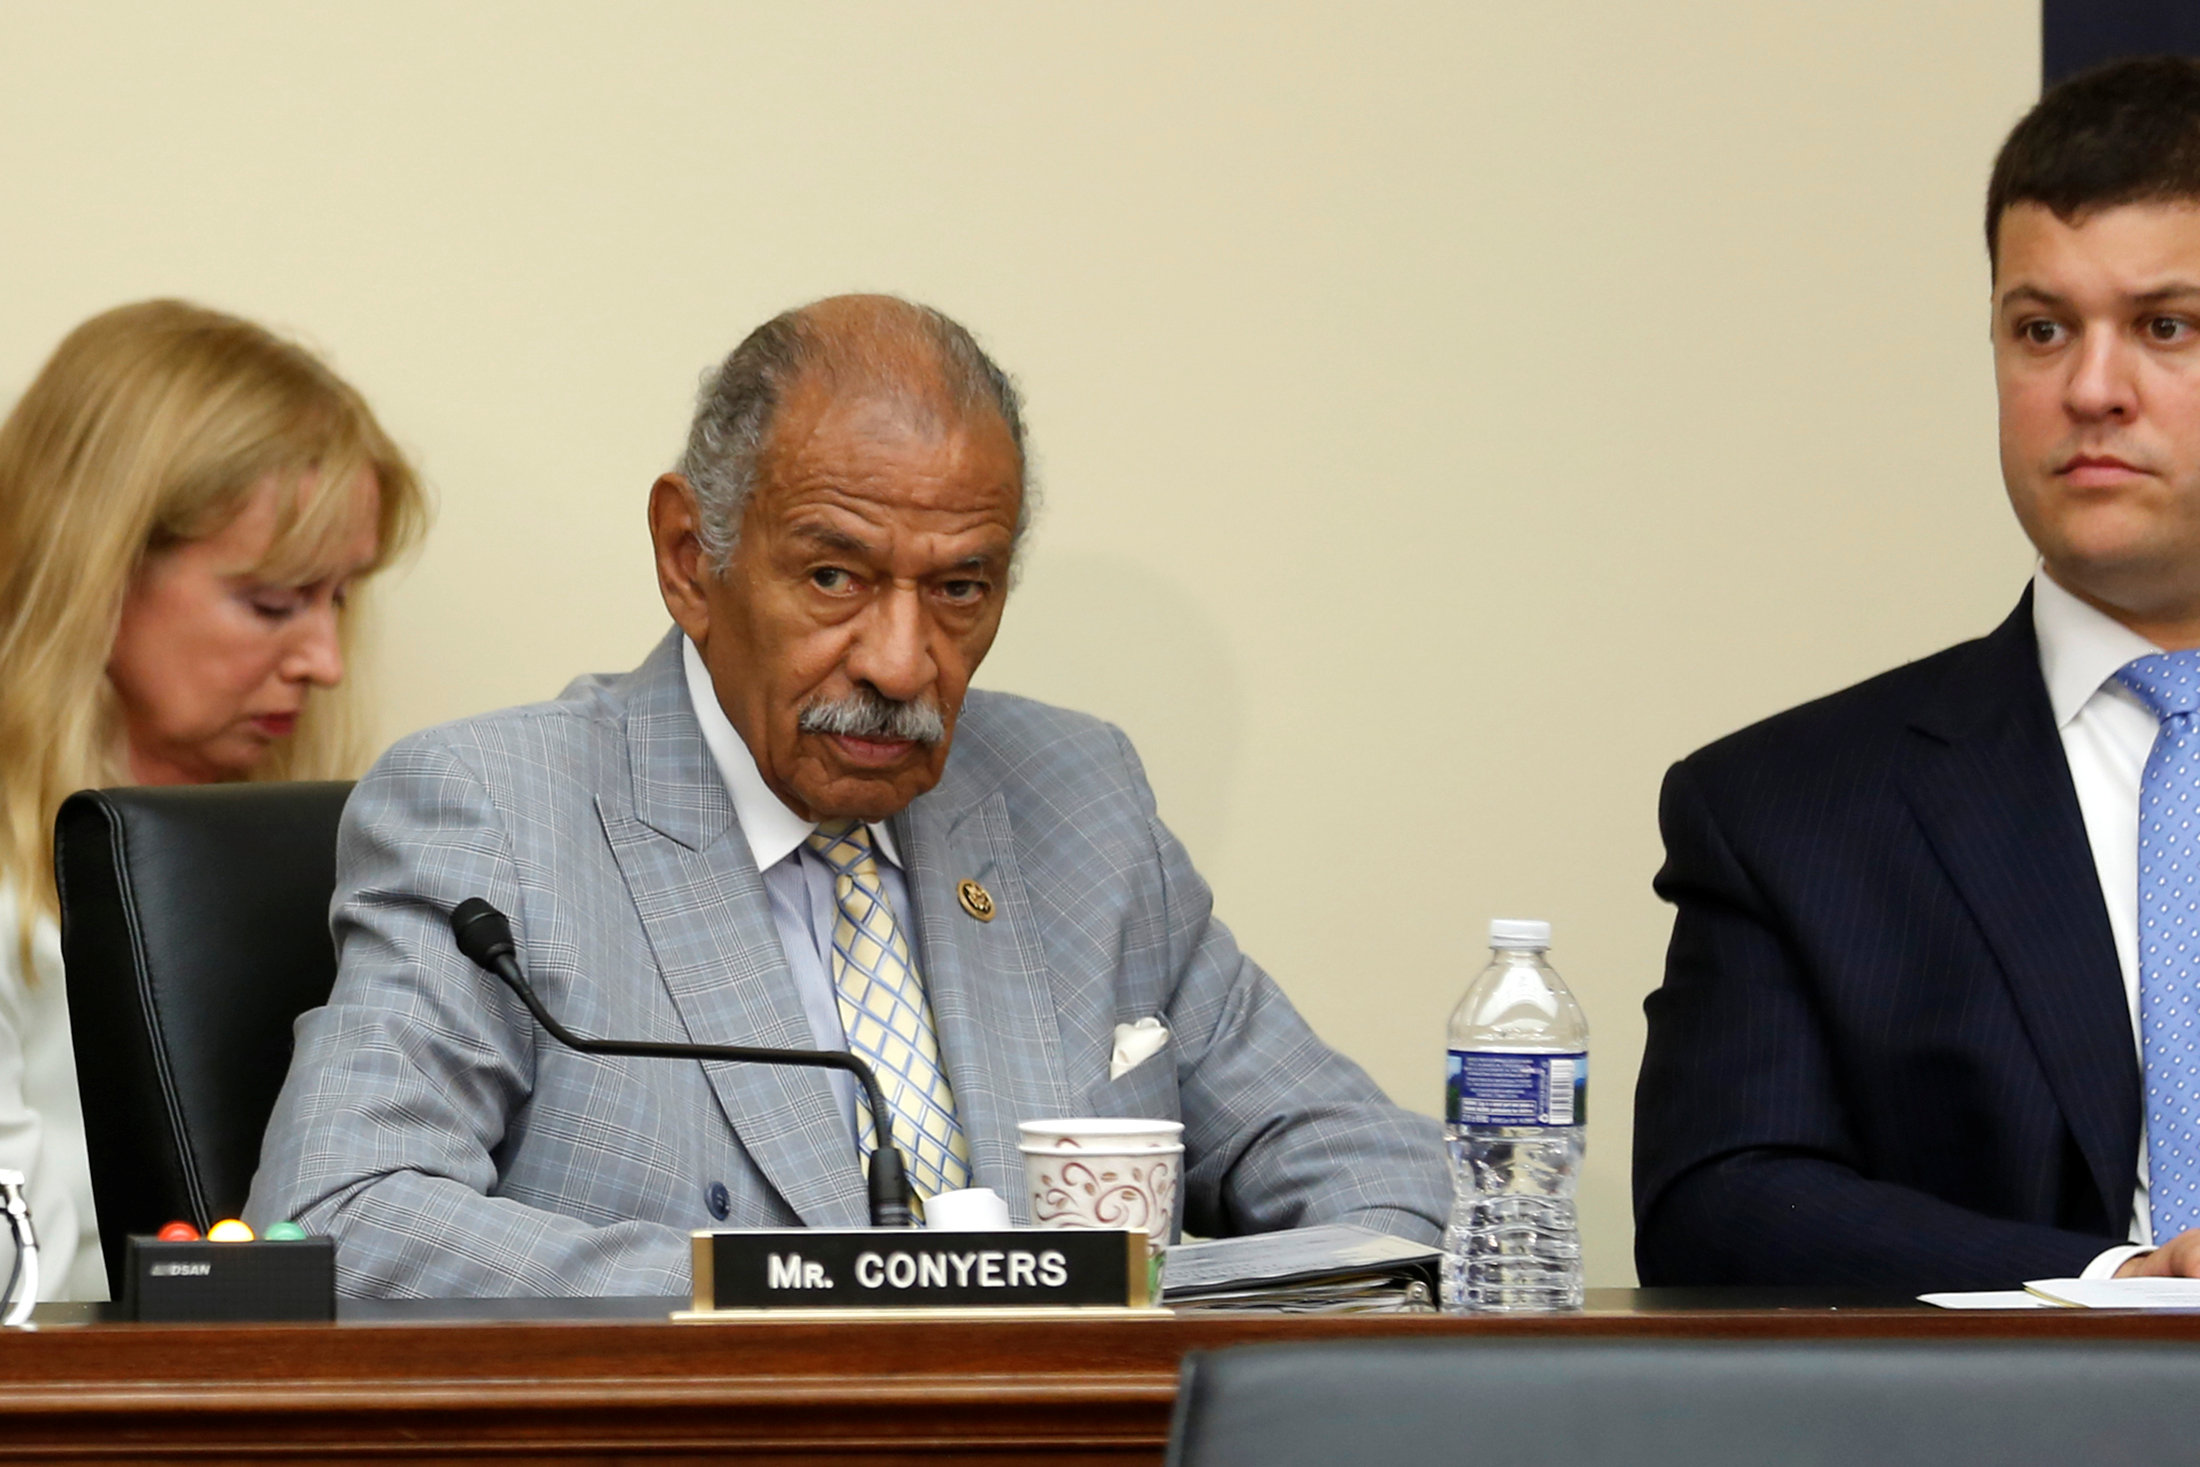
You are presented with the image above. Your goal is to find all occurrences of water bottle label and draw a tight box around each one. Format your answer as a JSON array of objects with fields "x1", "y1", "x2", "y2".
[{"x1": 1447, "y1": 1050, "x2": 1587, "y2": 1127}]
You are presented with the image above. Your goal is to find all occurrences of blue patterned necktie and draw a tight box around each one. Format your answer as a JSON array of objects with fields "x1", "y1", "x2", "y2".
[
  {"x1": 2115, "y1": 651, "x2": 2200, "y2": 1240},
  {"x1": 804, "y1": 819, "x2": 973, "y2": 1208}
]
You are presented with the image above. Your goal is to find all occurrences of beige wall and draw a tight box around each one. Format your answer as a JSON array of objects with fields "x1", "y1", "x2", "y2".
[{"x1": 0, "y1": 2, "x2": 2040, "y2": 1283}]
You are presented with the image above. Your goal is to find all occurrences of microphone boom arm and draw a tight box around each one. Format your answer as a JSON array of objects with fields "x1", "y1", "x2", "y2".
[{"x1": 450, "y1": 898, "x2": 914, "y2": 1228}]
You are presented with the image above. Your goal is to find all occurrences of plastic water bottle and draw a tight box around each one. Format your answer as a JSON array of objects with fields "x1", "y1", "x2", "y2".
[{"x1": 1442, "y1": 918, "x2": 1587, "y2": 1312}]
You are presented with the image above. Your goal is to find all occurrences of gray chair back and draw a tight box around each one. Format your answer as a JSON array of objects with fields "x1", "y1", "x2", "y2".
[{"x1": 1167, "y1": 1338, "x2": 2200, "y2": 1466}]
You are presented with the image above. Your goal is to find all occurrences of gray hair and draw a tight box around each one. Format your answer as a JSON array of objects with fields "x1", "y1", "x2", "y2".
[{"x1": 678, "y1": 296, "x2": 1034, "y2": 571}]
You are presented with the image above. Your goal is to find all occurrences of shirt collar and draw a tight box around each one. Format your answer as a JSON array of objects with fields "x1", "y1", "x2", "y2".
[
  {"x1": 2031, "y1": 564, "x2": 2162, "y2": 729},
  {"x1": 680, "y1": 635, "x2": 903, "y2": 873}
]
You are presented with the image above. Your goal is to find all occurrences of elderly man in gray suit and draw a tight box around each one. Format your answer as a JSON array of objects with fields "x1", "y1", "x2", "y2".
[{"x1": 248, "y1": 295, "x2": 1446, "y2": 1297}]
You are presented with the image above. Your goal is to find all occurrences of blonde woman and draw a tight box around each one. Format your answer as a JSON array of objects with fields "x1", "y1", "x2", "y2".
[{"x1": 0, "y1": 300, "x2": 427, "y2": 1299}]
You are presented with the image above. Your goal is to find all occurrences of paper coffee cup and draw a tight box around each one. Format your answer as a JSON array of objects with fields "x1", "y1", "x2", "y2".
[
  {"x1": 1016, "y1": 1118, "x2": 1184, "y2": 1154},
  {"x1": 1017, "y1": 1118, "x2": 1182, "y2": 1246}
]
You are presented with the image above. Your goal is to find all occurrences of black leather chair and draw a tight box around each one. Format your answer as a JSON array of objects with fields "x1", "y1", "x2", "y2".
[
  {"x1": 1167, "y1": 1339, "x2": 2200, "y2": 1466},
  {"x1": 53, "y1": 782, "x2": 353, "y2": 1297}
]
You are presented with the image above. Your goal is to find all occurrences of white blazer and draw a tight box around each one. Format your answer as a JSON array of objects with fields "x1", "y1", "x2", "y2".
[{"x1": 0, "y1": 882, "x2": 105, "y2": 1300}]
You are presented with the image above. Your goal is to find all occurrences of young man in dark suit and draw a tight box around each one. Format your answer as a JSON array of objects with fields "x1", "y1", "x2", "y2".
[{"x1": 1636, "y1": 57, "x2": 2200, "y2": 1291}]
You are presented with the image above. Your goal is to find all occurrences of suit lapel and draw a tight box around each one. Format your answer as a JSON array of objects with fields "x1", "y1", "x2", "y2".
[
  {"x1": 600, "y1": 634, "x2": 868, "y2": 1228},
  {"x1": 1896, "y1": 592, "x2": 2139, "y2": 1227},
  {"x1": 893, "y1": 783, "x2": 1069, "y2": 1213}
]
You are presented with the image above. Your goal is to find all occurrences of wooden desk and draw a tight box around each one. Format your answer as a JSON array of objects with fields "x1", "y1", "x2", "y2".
[{"x1": 0, "y1": 1289, "x2": 2193, "y2": 1464}]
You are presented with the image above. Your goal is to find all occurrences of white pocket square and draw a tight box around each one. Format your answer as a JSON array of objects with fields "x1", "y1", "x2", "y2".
[{"x1": 1110, "y1": 1017, "x2": 1170, "y2": 1080}]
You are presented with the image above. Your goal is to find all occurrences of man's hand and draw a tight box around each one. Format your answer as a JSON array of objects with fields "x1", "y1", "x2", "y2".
[{"x1": 2116, "y1": 1229, "x2": 2200, "y2": 1277}]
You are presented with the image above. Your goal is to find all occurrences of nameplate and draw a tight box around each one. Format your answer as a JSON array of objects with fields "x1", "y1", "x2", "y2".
[
  {"x1": 689, "y1": 1228, "x2": 1148, "y2": 1312},
  {"x1": 122, "y1": 1237, "x2": 336, "y2": 1322}
]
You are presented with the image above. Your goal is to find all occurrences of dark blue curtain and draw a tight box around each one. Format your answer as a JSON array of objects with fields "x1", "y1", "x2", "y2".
[{"x1": 2046, "y1": 0, "x2": 2200, "y2": 87}]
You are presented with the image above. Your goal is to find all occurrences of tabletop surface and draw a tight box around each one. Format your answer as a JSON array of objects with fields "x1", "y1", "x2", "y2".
[{"x1": 14, "y1": 1284, "x2": 1936, "y2": 1327}]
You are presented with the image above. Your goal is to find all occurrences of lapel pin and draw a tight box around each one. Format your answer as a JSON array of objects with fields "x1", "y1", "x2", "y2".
[{"x1": 956, "y1": 879, "x2": 996, "y2": 922}]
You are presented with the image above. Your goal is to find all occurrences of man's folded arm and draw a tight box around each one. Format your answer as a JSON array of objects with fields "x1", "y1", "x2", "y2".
[
  {"x1": 245, "y1": 736, "x2": 690, "y2": 1298},
  {"x1": 1113, "y1": 729, "x2": 1449, "y2": 1245},
  {"x1": 1641, "y1": 1154, "x2": 2113, "y2": 1292},
  {"x1": 1636, "y1": 759, "x2": 2113, "y2": 1292}
]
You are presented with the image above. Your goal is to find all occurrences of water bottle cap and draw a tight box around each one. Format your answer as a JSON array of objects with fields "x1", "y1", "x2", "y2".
[{"x1": 1488, "y1": 918, "x2": 1551, "y2": 949}]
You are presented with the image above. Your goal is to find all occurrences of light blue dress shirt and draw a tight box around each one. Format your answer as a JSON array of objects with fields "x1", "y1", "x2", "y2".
[{"x1": 680, "y1": 637, "x2": 913, "y2": 1139}]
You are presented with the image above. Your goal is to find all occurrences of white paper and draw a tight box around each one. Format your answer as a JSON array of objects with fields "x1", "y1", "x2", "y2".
[
  {"x1": 1163, "y1": 1223, "x2": 1434, "y2": 1293},
  {"x1": 2023, "y1": 1276, "x2": 2200, "y2": 1309},
  {"x1": 924, "y1": 1187, "x2": 1012, "y2": 1232},
  {"x1": 1918, "y1": 1290, "x2": 2049, "y2": 1309}
]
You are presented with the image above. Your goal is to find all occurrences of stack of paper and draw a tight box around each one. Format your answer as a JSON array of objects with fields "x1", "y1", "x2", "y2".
[
  {"x1": 1163, "y1": 1224, "x2": 1439, "y2": 1313},
  {"x1": 2022, "y1": 1277, "x2": 2200, "y2": 1308},
  {"x1": 1916, "y1": 1289, "x2": 2046, "y2": 1309},
  {"x1": 1921, "y1": 1277, "x2": 2200, "y2": 1309}
]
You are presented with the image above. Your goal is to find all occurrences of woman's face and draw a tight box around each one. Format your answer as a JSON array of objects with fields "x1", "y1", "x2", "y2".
[{"x1": 106, "y1": 469, "x2": 382, "y2": 785}]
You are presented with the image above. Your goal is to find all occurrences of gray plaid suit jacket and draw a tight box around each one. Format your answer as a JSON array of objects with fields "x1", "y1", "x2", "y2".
[{"x1": 246, "y1": 630, "x2": 1446, "y2": 1297}]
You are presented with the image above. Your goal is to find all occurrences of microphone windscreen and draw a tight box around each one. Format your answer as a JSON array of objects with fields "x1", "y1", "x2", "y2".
[{"x1": 449, "y1": 897, "x2": 517, "y2": 971}]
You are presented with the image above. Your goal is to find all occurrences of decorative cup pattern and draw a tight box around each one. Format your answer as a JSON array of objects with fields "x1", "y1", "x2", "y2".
[
  {"x1": 1016, "y1": 1118, "x2": 1183, "y2": 1152},
  {"x1": 1023, "y1": 1145, "x2": 1181, "y2": 1235}
]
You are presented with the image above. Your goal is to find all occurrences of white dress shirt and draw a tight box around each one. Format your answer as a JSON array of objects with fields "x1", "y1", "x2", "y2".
[
  {"x1": 680, "y1": 636, "x2": 913, "y2": 1137},
  {"x1": 0, "y1": 884, "x2": 105, "y2": 1300},
  {"x1": 2032, "y1": 566, "x2": 2170, "y2": 1276}
]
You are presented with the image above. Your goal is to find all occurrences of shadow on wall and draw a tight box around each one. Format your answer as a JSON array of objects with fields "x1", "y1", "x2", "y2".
[{"x1": 976, "y1": 550, "x2": 1243, "y2": 862}]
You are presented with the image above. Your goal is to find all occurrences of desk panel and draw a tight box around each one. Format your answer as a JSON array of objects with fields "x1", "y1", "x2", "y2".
[{"x1": 0, "y1": 1290, "x2": 2188, "y2": 1463}]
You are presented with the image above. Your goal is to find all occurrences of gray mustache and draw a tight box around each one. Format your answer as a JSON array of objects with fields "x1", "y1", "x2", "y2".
[{"x1": 798, "y1": 688, "x2": 946, "y2": 745}]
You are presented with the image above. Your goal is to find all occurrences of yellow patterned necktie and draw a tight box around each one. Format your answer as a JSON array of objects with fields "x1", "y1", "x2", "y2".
[{"x1": 804, "y1": 819, "x2": 973, "y2": 1207}]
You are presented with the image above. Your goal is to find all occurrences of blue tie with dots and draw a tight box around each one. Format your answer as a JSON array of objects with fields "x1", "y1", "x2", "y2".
[{"x1": 2116, "y1": 651, "x2": 2200, "y2": 1240}]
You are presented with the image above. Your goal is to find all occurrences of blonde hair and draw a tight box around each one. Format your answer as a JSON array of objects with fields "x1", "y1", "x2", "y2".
[{"x1": 0, "y1": 299, "x2": 427, "y2": 949}]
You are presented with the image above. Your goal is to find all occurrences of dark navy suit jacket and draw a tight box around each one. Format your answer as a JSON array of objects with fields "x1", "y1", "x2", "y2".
[{"x1": 1634, "y1": 591, "x2": 2143, "y2": 1291}]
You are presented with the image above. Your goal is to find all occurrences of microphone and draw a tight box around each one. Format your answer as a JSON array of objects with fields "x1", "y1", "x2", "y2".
[{"x1": 448, "y1": 896, "x2": 914, "y2": 1229}]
